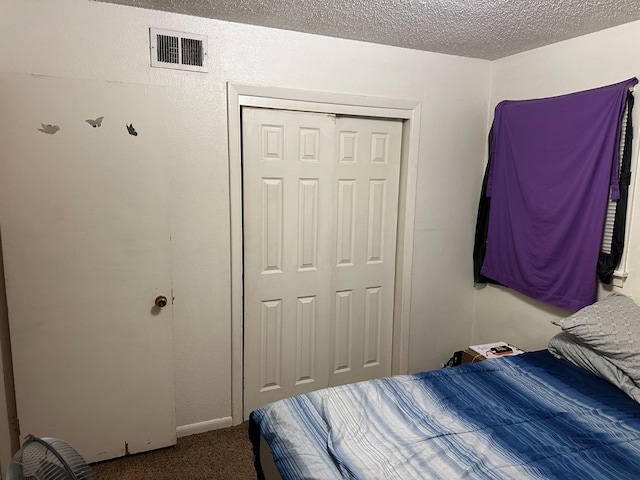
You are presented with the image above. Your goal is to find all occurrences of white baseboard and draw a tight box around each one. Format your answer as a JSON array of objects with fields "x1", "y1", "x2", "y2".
[{"x1": 176, "y1": 416, "x2": 233, "y2": 438}]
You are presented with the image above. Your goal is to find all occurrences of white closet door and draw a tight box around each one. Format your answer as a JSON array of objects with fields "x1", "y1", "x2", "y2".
[
  {"x1": 0, "y1": 74, "x2": 175, "y2": 462},
  {"x1": 242, "y1": 108, "x2": 402, "y2": 416},
  {"x1": 329, "y1": 116, "x2": 402, "y2": 387},
  {"x1": 242, "y1": 108, "x2": 335, "y2": 416}
]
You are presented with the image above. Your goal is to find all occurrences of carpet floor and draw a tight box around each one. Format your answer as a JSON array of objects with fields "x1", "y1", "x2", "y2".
[{"x1": 91, "y1": 422, "x2": 256, "y2": 479}]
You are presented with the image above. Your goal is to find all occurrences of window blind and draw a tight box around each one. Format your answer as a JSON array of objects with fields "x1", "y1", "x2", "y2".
[{"x1": 601, "y1": 102, "x2": 629, "y2": 254}]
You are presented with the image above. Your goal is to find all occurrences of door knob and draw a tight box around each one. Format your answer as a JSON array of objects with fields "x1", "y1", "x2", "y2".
[{"x1": 155, "y1": 295, "x2": 168, "y2": 308}]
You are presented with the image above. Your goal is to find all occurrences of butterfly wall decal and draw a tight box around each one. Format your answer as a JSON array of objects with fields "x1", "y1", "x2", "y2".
[
  {"x1": 37, "y1": 124, "x2": 60, "y2": 134},
  {"x1": 126, "y1": 123, "x2": 138, "y2": 136},
  {"x1": 86, "y1": 116, "x2": 104, "y2": 128}
]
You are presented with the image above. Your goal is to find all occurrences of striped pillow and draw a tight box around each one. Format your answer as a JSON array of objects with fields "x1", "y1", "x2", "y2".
[{"x1": 552, "y1": 293, "x2": 640, "y2": 389}]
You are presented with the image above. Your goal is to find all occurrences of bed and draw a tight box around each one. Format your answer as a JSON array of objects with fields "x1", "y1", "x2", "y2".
[{"x1": 249, "y1": 293, "x2": 640, "y2": 479}]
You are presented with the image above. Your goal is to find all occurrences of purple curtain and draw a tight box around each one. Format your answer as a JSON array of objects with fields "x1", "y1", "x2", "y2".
[{"x1": 480, "y1": 78, "x2": 637, "y2": 312}]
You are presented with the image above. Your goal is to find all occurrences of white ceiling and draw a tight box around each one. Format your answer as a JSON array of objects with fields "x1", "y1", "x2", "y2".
[{"x1": 95, "y1": 0, "x2": 640, "y2": 60}]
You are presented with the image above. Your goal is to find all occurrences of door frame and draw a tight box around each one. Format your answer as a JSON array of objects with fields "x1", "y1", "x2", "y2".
[{"x1": 227, "y1": 82, "x2": 421, "y2": 423}]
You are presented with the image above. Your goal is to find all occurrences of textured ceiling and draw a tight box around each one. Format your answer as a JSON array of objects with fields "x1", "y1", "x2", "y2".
[{"x1": 94, "y1": 0, "x2": 640, "y2": 60}]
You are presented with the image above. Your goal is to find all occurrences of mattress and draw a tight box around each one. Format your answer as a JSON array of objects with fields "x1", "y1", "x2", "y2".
[{"x1": 249, "y1": 350, "x2": 640, "y2": 479}]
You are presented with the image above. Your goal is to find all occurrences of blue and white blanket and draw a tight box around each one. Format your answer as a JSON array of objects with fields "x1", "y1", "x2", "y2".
[{"x1": 249, "y1": 351, "x2": 640, "y2": 479}]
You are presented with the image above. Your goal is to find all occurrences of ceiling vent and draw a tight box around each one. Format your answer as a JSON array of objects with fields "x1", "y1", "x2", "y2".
[{"x1": 149, "y1": 28, "x2": 208, "y2": 72}]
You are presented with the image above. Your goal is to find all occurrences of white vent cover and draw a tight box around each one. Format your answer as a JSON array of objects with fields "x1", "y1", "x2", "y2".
[{"x1": 149, "y1": 28, "x2": 208, "y2": 72}]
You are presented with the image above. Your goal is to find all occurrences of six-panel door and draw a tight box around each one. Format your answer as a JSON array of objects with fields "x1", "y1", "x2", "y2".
[{"x1": 242, "y1": 107, "x2": 402, "y2": 416}]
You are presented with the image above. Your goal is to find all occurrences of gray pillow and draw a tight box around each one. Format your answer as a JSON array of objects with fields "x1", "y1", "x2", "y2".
[
  {"x1": 548, "y1": 331, "x2": 640, "y2": 403},
  {"x1": 551, "y1": 292, "x2": 640, "y2": 390}
]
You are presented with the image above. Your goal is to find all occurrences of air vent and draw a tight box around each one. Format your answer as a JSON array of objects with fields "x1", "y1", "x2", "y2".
[{"x1": 150, "y1": 28, "x2": 208, "y2": 72}]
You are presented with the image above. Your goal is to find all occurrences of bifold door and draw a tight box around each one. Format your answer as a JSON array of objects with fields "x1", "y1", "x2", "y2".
[{"x1": 242, "y1": 107, "x2": 402, "y2": 416}]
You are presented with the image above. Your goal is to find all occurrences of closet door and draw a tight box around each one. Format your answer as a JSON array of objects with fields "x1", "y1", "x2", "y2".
[
  {"x1": 242, "y1": 108, "x2": 335, "y2": 416},
  {"x1": 329, "y1": 116, "x2": 402, "y2": 387},
  {"x1": 242, "y1": 108, "x2": 402, "y2": 416},
  {"x1": 0, "y1": 74, "x2": 175, "y2": 462}
]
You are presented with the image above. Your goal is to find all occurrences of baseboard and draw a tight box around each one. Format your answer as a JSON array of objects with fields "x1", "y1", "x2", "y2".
[{"x1": 176, "y1": 416, "x2": 233, "y2": 438}]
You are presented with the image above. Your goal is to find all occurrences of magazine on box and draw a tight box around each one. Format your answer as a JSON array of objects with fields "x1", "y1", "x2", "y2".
[{"x1": 469, "y1": 341, "x2": 524, "y2": 358}]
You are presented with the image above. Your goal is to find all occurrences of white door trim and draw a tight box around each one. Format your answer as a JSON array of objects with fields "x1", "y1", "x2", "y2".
[{"x1": 227, "y1": 83, "x2": 421, "y2": 424}]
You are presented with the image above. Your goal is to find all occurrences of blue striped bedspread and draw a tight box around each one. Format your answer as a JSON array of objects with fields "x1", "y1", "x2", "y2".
[{"x1": 249, "y1": 350, "x2": 640, "y2": 479}]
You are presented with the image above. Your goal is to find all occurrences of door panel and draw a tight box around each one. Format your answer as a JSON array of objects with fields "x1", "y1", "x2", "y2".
[
  {"x1": 243, "y1": 108, "x2": 334, "y2": 416},
  {"x1": 0, "y1": 74, "x2": 175, "y2": 462},
  {"x1": 242, "y1": 108, "x2": 402, "y2": 415},
  {"x1": 329, "y1": 116, "x2": 402, "y2": 386}
]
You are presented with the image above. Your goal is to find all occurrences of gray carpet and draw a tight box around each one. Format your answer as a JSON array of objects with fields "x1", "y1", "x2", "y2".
[{"x1": 91, "y1": 422, "x2": 256, "y2": 479}]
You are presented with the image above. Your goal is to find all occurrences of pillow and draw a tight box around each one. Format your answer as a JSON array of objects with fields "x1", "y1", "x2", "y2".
[
  {"x1": 551, "y1": 292, "x2": 640, "y2": 390},
  {"x1": 548, "y1": 331, "x2": 640, "y2": 403}
]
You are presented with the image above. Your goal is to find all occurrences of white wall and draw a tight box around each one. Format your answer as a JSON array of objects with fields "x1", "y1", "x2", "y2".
[
  {"x1": 473, "y1": 20, "x2": 640, "y2": 350},
  {"x1": 0, "y1": 0, "x2": 491, "y2": 438}
]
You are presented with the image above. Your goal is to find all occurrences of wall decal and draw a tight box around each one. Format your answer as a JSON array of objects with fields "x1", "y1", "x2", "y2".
[
  {"x1": 37, "y1": 124, "x2": 60, "y2": 134},
  {"x1": 126, "y1": 123, "x2": 138, "y2": 136},
  {"x1": 86, "y1": 116, "x2": 104, "y2": 128}
]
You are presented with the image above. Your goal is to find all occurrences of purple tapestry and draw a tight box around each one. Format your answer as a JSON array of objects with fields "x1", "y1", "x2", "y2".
[{"x1": 480, "y1": 78, "x2": 637, "y2": 312}]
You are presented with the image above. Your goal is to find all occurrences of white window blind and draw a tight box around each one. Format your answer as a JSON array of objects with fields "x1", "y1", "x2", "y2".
[{"x1": 600, "y1": 101, "x2": 629, "y2": 255}]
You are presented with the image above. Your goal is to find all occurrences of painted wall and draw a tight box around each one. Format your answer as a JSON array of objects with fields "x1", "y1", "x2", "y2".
[
  {"x1": 472, "y1": 20, "x2": 640, "y2": 350},
  {"x1": 0, "y1": 0, "x2": 491, "y2": 438}
]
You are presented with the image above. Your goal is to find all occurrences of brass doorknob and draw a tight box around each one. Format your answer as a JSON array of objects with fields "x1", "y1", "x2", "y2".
[{"x1": 155, "y1": 295, "x2": 168, "y2": 308}]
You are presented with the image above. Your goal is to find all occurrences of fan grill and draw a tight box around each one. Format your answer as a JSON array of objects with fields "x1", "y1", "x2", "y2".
[{"x1": 7, "y1": 436, "x2": 94, "y2": 480}]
